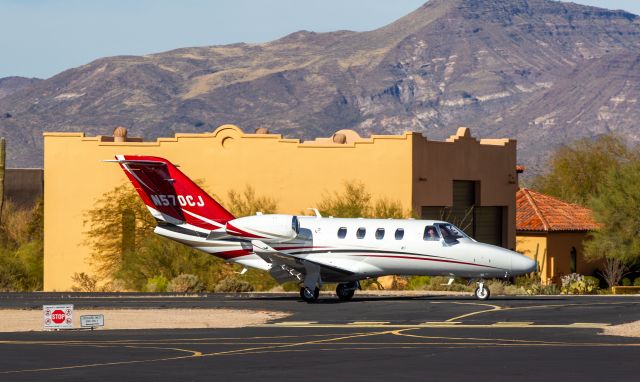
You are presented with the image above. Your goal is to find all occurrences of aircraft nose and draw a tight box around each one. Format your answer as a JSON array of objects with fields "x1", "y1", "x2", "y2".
[{"x1": 511, "y1": 253, "x2": 537, "y2": 274}]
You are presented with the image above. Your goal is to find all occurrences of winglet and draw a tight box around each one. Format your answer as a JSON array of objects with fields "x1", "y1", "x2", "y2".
[{"x1": 307, "y1": 208, "x2": 322, "y2": 218}]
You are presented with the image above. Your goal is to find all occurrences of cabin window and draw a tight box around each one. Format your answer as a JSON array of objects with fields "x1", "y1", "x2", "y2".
[
  {"x1": 395, "y1": 228, "x2": 404, "y2": 240},
  {"x1": 375, "y1": 228, "x2": 385, "y2": 240},
  {"x1": 337, "y1": 227, "x2": 347, "y2": 239},
  {"x1": 423, "y1": 225, "x2": 440, "y2": 241},
  {"x1": 356, "y1": 227, "x2": 366, "y2": 239}
]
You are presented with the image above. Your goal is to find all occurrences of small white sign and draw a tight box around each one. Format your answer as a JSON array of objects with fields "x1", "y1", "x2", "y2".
[
  {"x1": 43, "y1": 304, "x2": 74, "y2": 330},
  {"x1": 80, "y1": 315, "x2": 104, "y2": 328}
]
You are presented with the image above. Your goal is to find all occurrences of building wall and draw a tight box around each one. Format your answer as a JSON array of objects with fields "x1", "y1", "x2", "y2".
[
  {"x1": 546, "y1": 232, "x2": 602, "y2": 284},
  {"x1": 517, "y1": 231, "x2": 602, "y2": 284},
  {"x1": 413, "y1": 129, "x2": 517, "y2": 248},
  {"x1": 516, "y1": 234, "x2": 550, "y2": 282},
  {"x1": 44, "y1": 125, "x2": 517, "y2": 291},
  {"x1": 43, "y1": 125, "x2": 414, "y2": 291}
]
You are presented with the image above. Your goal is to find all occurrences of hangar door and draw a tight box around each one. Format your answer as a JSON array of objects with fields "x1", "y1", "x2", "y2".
[{"x1": 421, "y1": 181, "x2": 504, "y2": 247}]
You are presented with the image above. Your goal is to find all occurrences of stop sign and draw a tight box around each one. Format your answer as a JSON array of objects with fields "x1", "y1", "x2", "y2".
[
  {"x1": 43, "y1": 304, "x2": 74, "y2": 330},
  {"x1": 51, "y1": 309, "x2": 66, "y2": 324}
]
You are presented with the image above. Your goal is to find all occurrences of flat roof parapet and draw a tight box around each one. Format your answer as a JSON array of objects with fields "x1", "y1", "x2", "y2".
[{"x1": 43, "y1": 124, "x2": 514, "y2": 147}]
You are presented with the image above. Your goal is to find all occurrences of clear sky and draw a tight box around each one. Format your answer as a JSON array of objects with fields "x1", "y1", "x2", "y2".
[{"x1": 1, "y1": 0, "x2": 638, "y2": 79}]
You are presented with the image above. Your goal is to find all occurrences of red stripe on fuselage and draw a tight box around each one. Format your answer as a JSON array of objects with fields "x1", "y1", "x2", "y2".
[
  {"x1": 272, "y1": 246, "x2": 330, "y2": 251},
  {"x1": 349, "y1": 254, "x2": 501, "y2": 269},
  {"x1": 215, "y1": 249, "x2": 253, "y2": 259}
]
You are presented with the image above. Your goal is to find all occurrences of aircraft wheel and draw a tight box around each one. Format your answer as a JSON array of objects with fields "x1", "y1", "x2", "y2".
[
  {"x1": 336, "y1": 283, "x2": 355, "y2": 301},
  {"x1": 301, "y1": 287, "x2": 319, "y2": 303},
  {"x1": 474, "y1": 285, "x2": 490, "y2": 300}
]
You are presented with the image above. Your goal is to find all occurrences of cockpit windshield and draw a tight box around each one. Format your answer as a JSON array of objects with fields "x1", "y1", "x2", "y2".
[{"x1": 435, "y1": 223, "x2": 468, "y2": 241}]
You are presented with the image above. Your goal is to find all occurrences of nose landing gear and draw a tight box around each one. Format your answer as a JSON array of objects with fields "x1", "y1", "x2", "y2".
[{"x1": 474, "y1": 280, "x2": 490, "y2": 300}]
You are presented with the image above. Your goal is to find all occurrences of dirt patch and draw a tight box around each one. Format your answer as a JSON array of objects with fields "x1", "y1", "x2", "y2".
[
  {"x1": 0, "y1": 309, "x2": 289, "y2": 332},
  {"x1": 602, "y1": 320, "x2": 640, "y2": 338}
]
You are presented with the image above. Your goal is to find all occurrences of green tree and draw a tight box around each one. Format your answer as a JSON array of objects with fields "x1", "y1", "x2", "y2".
[
  {"x1": 318, "y1": 181, "x2": 371, "y2": 217},
  {"x1": 226, "y1": 185, "x2": 277, "y2": 217},
  {"x1": 84, "y1": 184, "x2": 156, "y2": 277},
  {"x1": 0, "y1": 198, "x2": 44, "y2": 291},
  {"x1": 532, "y1": 135, "x2": 636, "y2": 204},
  {"x1": 317, "y1": 181, "x2": 407, "y2": 218},
  {"x1": 83, "y1": 183, "x2": 279, "y2": 291},
  {"x1": 585, "y1": 161, "x2": 640, "y2": 286}
]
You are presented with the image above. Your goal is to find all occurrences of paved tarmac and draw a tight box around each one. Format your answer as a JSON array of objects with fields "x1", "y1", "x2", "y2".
[{"x1": 1, "y1": 293, "x2": 639, "y2": 381}]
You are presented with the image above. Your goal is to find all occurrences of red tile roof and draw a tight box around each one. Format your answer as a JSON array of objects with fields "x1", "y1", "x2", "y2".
[{"x1": 516, "y1": 188, "x2": 600, "y2": 232}]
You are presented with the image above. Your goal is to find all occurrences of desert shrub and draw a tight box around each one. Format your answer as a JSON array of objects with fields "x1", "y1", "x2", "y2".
[
  {"x1": 584, "y1": 276, "x2": 601, "y2": 289},
  {"x1": 101, "y1": 278, "x2": 128, "y2": 292},
  {"x1": 215, "y1": 277, "x2": 254, "y2": 293},
  {"x1": 0, "y1": 199, "x2": 44, "y2": 291},
  {"x1": 70, "y1": 272, "x2": 99, "y2": 292},
  {"x1": 503, "y1": 284, "x2": 526, "y2": 295},
  {"x1": 237, "y1": 268, "x2": 278, "y2": 291},
  {"x1": 486, "y1": 280, "x2": 506, "y2": 295},
  {"x1": 405, "y1": 276, "x2": 431, "y2": 290},
  {"x1": 634, "y1": 278, "x2": 640, "y2": 287},
  {"x1": 515, "y1": 274, "x2": 541, "y2": 288},
  {"x1": 279, "y1": 281, "x2": 302, "y2": 292},
  {"x1": 526, "y1": 283, "x2": 559, "y2": 295},
  {"x1": 560, "y1": 273, "x2": 599, "y2": 294},
  {"x1": 422, "y1": 276, "x2": 473, "y2": 292},
  {"x1": 361, "y1": 278, "x2": 384, "y2": 290},
  {"x1": 372, "y1": 198, "x2": 405, "y2": 219},
  {"x1": 0, "y1": 252, "x2": 28, "y2": 291},
  {"x1": 168, "y1": 274, "x2": 204, "y2": 293},
  {"x1": 226, "y1": 185, "x2": 277, "y2": 217},
  {"x1": 317, "y1": 181, "x2": 409, "y2": 218},
  {"x1": 621, "y1": 277, "x2": 632, "y2": 286},
  {"x1": 144, "y1": 275, "x2": 169, "y2": 292}
]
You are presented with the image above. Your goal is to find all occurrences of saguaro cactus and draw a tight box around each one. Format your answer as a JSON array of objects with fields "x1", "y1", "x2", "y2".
[{"x1": 0, "y1": 137, "x2": 5, "y2": 222}]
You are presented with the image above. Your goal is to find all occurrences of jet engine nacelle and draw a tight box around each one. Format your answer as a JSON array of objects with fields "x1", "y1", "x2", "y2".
[{"x1": 225, "y1": 214, "x2": 300, "y2": 242}]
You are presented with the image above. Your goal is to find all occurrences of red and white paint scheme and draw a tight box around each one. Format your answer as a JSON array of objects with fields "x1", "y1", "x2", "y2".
[{"x1": 110, "y1": 155, "x2": 536, "y2": 302}]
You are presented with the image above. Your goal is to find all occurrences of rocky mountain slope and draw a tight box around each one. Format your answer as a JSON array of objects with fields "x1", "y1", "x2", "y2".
[
  {"x1": 0, "y1": 0, "x2": 639, "y2": 174},
  {"x1": 0, "y1": 77, "x2": 41, "y2": 100}
]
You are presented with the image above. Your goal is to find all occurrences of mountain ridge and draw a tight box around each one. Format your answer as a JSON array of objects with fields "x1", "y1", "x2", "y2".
[{"x1": 1, "y1": 0, "x2": 639, "y2": 175}]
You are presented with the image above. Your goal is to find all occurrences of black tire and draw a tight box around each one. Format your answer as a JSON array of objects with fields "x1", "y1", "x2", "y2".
[
  {"x1": 336, "y1": 283, "x2": 355, "y2": 301},
  {"x1": 301, "y1": 287, "x2": 318, "y2": 303},
  {"x1": 474, "y1": 286, "x2": 490, "y2": 300}
]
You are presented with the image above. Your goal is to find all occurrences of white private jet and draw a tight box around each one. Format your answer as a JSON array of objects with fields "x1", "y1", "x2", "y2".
[{"x1": 110, "y1": 155, "x2": 537, "y2": 302}]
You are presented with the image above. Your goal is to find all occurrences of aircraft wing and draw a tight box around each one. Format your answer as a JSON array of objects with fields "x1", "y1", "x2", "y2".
[{"x1": 251, "y1": 240, "x2": 355, "y2": 283}]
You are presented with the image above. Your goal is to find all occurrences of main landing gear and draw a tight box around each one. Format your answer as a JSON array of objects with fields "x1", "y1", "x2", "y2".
[
  {"x1": 300, "y1": 262, "x2": 322, "y2": 303},
  {"x1": 300, "y1": 286, "x2": 320, "y2": 303},
  {"x1": 474, "y1": 280, "x2": 490, "y2": 300},
  {"x1": 336, "y1": 281, "x2": 359, "y2": 301}
]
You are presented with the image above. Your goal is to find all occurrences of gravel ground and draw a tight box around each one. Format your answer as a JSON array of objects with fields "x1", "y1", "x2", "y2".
[
  {"x1": 0, "y1": 309, "x2": 289, "y2": 332},
  {"x1": 602, "y1": 320, "x2": 640, "y2": 338}
]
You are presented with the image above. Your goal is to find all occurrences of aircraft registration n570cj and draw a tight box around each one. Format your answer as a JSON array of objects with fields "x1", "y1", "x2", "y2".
[{"x1": 109, "y1": 155, "x2": 537, "y2": 302}]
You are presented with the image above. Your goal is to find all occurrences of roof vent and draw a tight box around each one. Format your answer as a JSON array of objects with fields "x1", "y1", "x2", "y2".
[
  {"x1": 332, "y1": 133, "x2": 347, "y2": 144},
  {"x1": 113, "y1": 126, "x2": 128, "y2": 142},
  {"x1": 254, "y1": 127, "x2": 269, "y2": 134}
]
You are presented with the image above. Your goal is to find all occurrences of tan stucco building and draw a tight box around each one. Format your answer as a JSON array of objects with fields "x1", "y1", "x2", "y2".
[
  {"x1": 515, "y1": 188, "x2": 602, "y2": 284},
  {"x1": 43, "y1": 125, "x2": 518, "y2": 291}
]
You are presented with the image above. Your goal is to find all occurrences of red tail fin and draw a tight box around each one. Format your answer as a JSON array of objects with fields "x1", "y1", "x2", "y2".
[{"x1": 112, "y1": 155, "x2": 234, "y2": 231}]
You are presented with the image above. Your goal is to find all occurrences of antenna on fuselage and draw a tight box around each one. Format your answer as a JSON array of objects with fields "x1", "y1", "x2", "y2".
[{"x1": 307, "y1": 208, "x2": 322, "y2": 218}]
